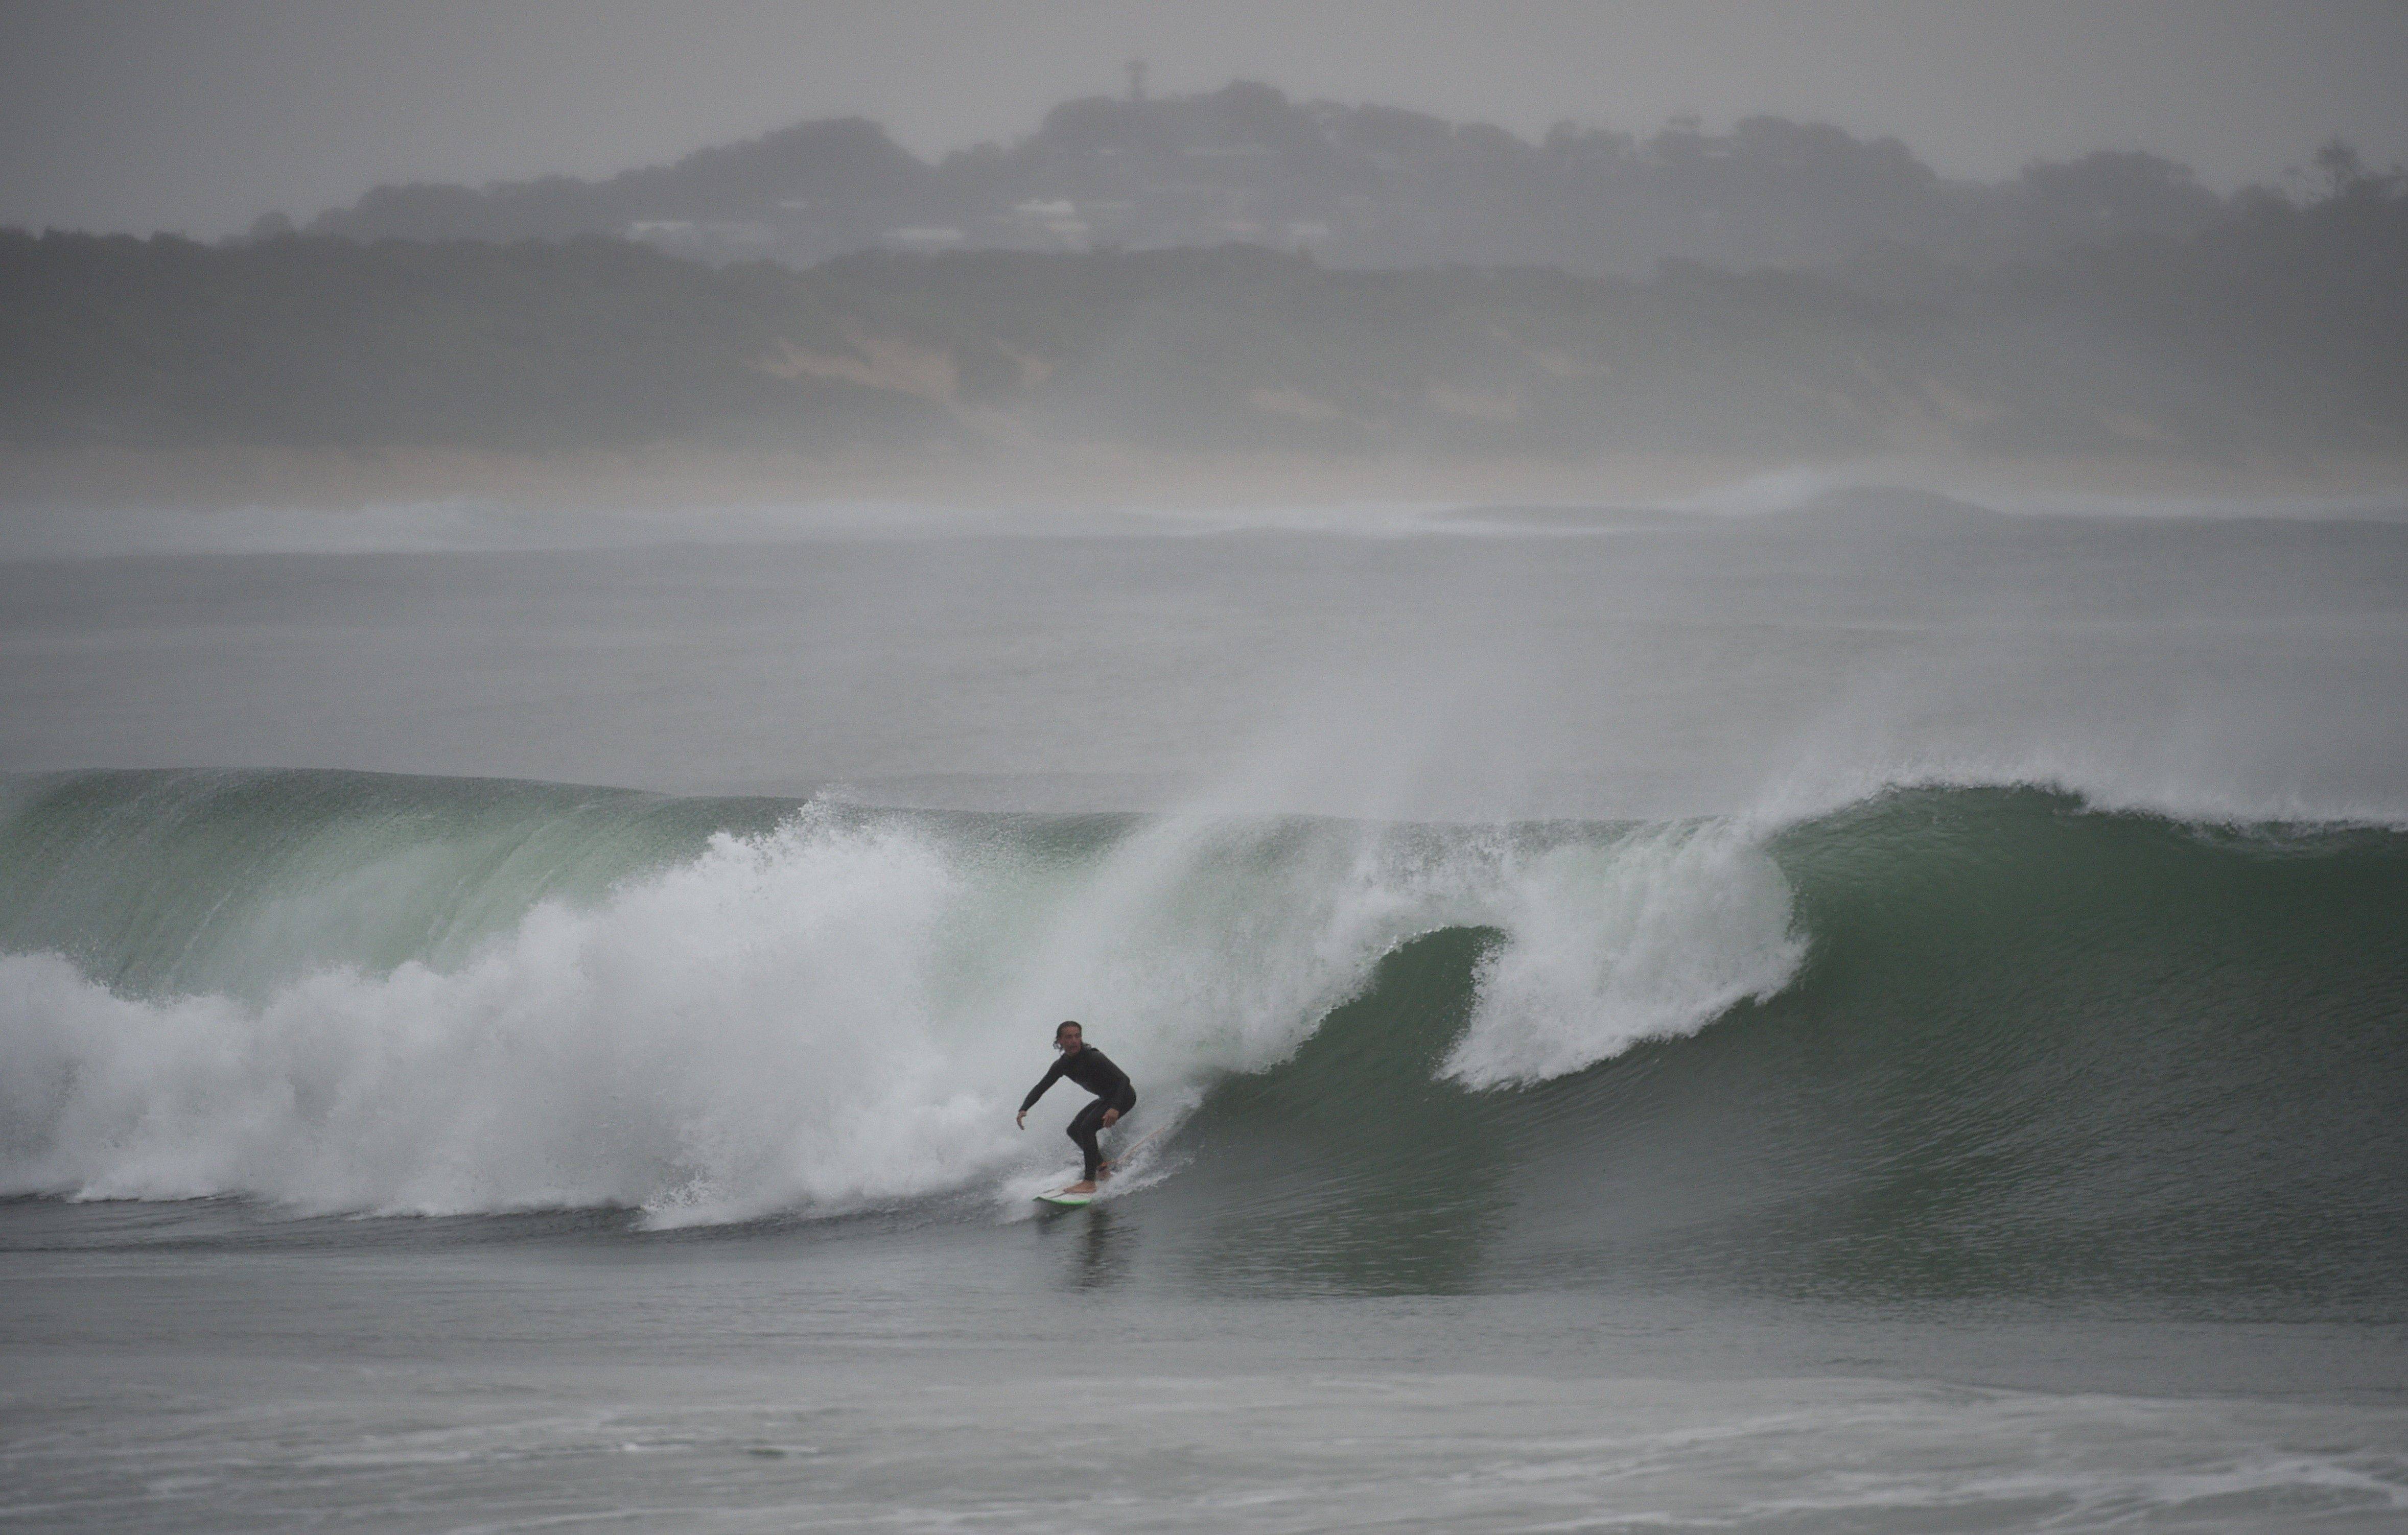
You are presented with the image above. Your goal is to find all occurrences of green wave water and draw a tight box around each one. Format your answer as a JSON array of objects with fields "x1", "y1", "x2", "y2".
[
  {"x1": 1167, "y1": 791, "x2": 2408, "y2": 1303},
  {"x1": 1, "y1": 768, "x2": 2402, "y2": 1310}
]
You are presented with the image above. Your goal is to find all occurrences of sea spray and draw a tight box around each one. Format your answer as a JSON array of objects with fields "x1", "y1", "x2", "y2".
[
  {"x1": 1442, "y1": 821, "x2": 1805, "y2": 1087},
  {"x1": 0, "y1": 771, "x2": 1806, "y2": 1221},
  {"x1": 0, "y1": 808, "x2": 990, "y2": 1218}
]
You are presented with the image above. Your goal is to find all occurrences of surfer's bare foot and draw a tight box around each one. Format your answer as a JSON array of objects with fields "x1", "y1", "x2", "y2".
[{"x1": 1066, "y1": 1180, "x2": 1097, "y2": 1194}]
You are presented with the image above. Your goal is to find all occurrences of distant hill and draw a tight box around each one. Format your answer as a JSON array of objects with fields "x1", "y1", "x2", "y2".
[
  {"x1": 310, "y1": 119, "x2": 934, "y2": 265},
  {"x1": 300, "y1": 80, "x2": 2231, "y2": 277},
  {"x1": 9, "y1": 166, "x2": 2402, "y2": 468}
]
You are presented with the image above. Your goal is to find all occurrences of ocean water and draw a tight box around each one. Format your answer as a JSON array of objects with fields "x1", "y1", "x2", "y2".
[{"x1": 2, "y1": 490, "x2": 2405, "y2": 1530}]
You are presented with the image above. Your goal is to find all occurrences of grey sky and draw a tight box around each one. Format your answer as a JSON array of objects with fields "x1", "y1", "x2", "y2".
[{"x1": 4, "y1": 0, "x2": 2406, "y2": 239}]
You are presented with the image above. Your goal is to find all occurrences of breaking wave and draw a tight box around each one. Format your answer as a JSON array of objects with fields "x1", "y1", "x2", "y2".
[
  {"x1": 0, "y1": 770, "x2": 1796, "y2": 1222},
  {"x1": 1, "y1": 767, "x2": 2402, "y2": 1304}
]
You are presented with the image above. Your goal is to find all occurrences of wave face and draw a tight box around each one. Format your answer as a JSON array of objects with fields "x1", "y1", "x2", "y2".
[{"x1": 2, "y1": 769, "x2": 2403, "y2": 1304}]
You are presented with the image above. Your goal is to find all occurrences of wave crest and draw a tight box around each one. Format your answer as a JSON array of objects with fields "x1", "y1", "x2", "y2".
[{"x1": 1446, "y1": 824, "x2": 1803, "y2": 1087}]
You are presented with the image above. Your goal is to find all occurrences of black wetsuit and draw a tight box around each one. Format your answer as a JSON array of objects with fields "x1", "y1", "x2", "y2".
[{"x1": 1021, "y1": 1046, "x2": 1136, "y2": 1182}]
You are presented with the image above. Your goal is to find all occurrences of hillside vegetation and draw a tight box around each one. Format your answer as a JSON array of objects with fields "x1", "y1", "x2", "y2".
[
  {"x1": 300, "y1": 81, "x2": 2236, "y2": 277},
  {"x1": 5, "y1": 163, "x2": 2403, "y2": 467}
]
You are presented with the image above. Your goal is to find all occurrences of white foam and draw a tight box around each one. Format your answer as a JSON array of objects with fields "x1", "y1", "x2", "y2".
[
  {"x1": 0, "y1": 804, "x2": 1808, "y2": 1222},
  {"x1": 1441, "y1": 822, "x2": 1805, "y2": 1088}
]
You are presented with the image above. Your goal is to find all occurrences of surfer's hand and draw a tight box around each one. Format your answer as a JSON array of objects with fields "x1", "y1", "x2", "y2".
[
  {"x1": 1015, "y1": 1110, "x2": 1026, "y2": 1129},
  {"x1": 1102, "y1": 1108, "x2": 1120, "y2": 1128}
]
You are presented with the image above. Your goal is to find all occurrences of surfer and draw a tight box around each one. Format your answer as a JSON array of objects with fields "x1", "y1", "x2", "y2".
[{"x1": 1016, "y1": 1020, "x2": 1136, "y2": 1195}]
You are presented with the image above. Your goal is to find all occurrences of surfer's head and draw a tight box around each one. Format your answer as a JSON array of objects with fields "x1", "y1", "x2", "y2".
[{"x1": 1055, "y1": 1020, "x2": 1083, "y2": 1052}]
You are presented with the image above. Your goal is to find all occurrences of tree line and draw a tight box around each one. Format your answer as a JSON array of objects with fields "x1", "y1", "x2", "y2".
[{"x1": 3, "y1": 158, "x2": 2401, "y2": 463}]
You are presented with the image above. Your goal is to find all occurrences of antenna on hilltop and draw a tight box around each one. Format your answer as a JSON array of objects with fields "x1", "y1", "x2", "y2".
[{"x1": 1126, "y1": 58, "x2": 1148, "y2": 103}]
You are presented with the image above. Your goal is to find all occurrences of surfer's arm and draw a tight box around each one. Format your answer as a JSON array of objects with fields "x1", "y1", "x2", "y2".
[{"x1": 1017, "y1": 1057, "x2": 1068, "y2": 1117}]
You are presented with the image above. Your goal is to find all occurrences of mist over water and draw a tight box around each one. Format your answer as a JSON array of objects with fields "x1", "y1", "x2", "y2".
[{"x1": 6, "y1": 486, "x2": 2405, "y2": 824}]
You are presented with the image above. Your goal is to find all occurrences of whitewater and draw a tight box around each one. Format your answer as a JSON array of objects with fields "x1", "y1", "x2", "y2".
[
  {"x1": 0, "y1": 773, "x2": 1803, "y2": 1221},
  {"x1": 4, "y1": 489, "x2": 2405, "y2": 1531}
]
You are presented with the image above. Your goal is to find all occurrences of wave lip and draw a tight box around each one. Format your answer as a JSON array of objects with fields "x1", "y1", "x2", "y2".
[{"x1": 1443, "y1": 822, "x2": 1803, "y2": 1087}]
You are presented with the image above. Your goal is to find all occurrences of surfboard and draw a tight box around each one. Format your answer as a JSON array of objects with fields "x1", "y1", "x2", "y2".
[{"x1": 1032, "y1": 1126, "x2": 1169, "y2": 1207}]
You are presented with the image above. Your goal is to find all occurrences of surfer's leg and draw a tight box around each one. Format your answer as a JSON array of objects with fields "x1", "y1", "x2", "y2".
[
  {"x1": 1096, "y1": 1087, "x2": 1136, "y2": 1175},
  {"x1": 1066, "y1": 1098, "x2": 1108, "y2": 1184}
]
